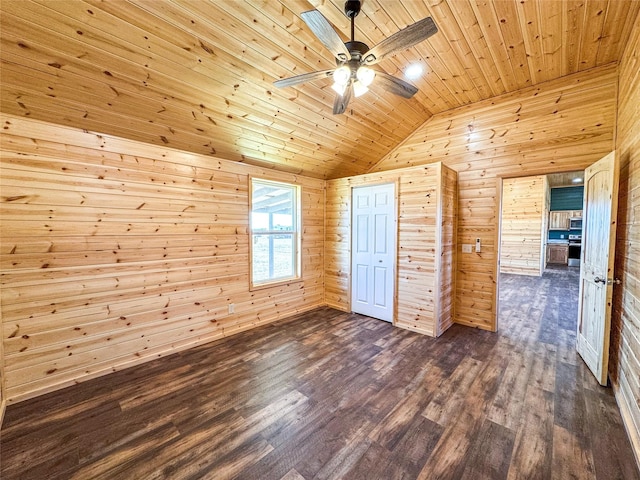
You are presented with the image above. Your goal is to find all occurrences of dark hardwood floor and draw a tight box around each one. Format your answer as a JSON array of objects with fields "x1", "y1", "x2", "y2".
[{"x1": 2, "y1": 266, "x2": 638, "y2": 479}]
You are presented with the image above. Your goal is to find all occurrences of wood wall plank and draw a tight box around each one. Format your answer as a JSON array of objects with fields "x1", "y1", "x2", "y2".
[
  {"x1": 371, "y1": 64, "x2": 618, "y2": 332},
  {"x1": 500, "y1": 176, "x2": 546, "y2": 276},
  {"x1": 436, "y1": 165, "x2": 458, "y2": 335},
  {"x1": 0, "y1": 114, "x2": 325, "y2": 403},
  {"x1": 611, "y1": 10, "x2": 640, "y2": 469}
]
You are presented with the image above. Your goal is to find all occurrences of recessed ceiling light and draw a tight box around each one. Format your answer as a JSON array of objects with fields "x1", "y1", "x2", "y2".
[{"x1": 404, "y1": 63, "x2": 424, "y2": 80}]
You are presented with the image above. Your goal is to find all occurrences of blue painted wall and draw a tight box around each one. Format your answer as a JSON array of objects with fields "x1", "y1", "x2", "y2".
[{"x1": 550, "y1": 186, "x2": 584, "y2": 211}]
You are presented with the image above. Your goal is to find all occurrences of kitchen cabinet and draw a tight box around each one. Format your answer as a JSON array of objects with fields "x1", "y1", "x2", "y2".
[
  {"x1": 547, "y1": 244, "x2": 568, "y2": 264},
  {"x1": 549, "y1": 211, "x2": 571, "y2": 230},
  {"x1": 570, "y1": 210, "x2": 583, "y2": 218}
]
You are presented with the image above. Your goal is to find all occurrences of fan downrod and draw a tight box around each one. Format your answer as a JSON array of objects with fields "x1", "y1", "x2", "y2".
[{"x1": 344, "y1": 0, "x2": 361, "y2": 42}]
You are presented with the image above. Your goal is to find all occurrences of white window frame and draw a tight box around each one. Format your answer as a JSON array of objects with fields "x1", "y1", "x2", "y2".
[{"x1": 249, "y1": 177, "x2": 301, "y2": 290}]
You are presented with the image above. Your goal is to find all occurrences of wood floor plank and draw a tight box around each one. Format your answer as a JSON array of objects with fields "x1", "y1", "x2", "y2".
[
  {"x1": 369, "y1": 365, "x2": 445, "y2": 450},
  {"x1": 460, "y1": 419, "x2": 516, "y2": 480},
  {"x1": 385, "y1": 415, "x2": 445, "y2": 478},
  {"x1": 293, "y1": 410, "x2": 372, "y2": 479},
  {"x1": 422, "y1": 356, "x2": 484, "y2": 427},
  {"x1": 311, "y1": 420, "x2": 373, "y2": 480},
  {"x1": 554, "y1": 360, "x2": 590, "y2": 436},
  {"x1": 584, "y1": 388, "x2": 640, "y2": 480},
  {"x1": 1, "y1": 267, "x2": 639, "y2": 479},
  {"x1": 341, "y1": 441, "x2": 405, "y2": 480},
  {"x1": 507, "y1": 386, "x2": 554, "y2": 480},
  {"x1": 68, "y1": 422, "x2": 183, "y2": 480},
  {"x1": 552, "y1": 424, "x2": 597, "y2": 480},
  {"x1": 279, "y1": 469, "x2": 306, "y2": 480},
  {"x1": 416, "y1": 345, "x2": 510, "y2": 480},
  {"x1": 527, "y1": 342, "x2": 557, "y2": 393},
  {"x1": 486, "y1": 348, "x2": 533, "y2": 430}
]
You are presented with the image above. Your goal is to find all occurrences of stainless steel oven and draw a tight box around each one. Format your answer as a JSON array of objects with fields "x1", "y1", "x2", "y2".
[{"x1": 568, "y1": 234, "x2": 581, "y2": 267}]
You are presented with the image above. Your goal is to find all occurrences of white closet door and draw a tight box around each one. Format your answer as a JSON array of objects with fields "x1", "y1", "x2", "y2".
[{"x1": 351, "y1": 183, "x2": 396, "y2": 322}]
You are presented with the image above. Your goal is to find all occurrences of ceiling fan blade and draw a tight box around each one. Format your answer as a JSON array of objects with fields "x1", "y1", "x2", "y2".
[
  {"x1": 273, "y1": 69, "x2": 335, "y2": 88},
  {"x1": 333, "y1": 83, "x2": 353, "y2": 114},
  {"x1": 374, "y1": 72, "x2": 418, "y2": 98},
  {"x1": 301, "y1": 10, "x2": 351, "y2": 62},
  {"x1": 362, "y1": 17, "x2": 438, "y2": 65}
]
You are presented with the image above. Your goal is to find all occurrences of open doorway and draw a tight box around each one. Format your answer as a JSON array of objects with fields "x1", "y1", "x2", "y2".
[{"x1": 497, "y1": 171, "x2": 584, "y2": 336}]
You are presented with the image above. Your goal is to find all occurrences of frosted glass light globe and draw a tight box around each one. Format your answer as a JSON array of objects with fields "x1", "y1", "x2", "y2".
[
  {"x1": 332, "y1": 66, "x2": 351, "y2": 85},
  {"x1": 356, "y1": 66, "x2": 375, "y2": 87}
]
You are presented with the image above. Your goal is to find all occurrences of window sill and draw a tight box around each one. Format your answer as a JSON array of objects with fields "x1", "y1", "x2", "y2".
[{"x1": 250, "y1": 276, "x2": 303, "y2": 292}]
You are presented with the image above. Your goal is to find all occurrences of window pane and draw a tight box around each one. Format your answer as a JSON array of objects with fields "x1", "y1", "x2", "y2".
[
  {"x1": 252, "y1": 234, "x2": 294, "y2": 283},
  {"x1": 273, "y1": 234, "x2": 294, "y2": 278},
  {"x1": 252, "y1": 183, "x2": 294, "y2": 232},
  {"x1": 250, "y1": 178, "x2": 299, "y2": 287},
  {"x1": 252, "y1": 234, "x2": 270, "y2": 283}
]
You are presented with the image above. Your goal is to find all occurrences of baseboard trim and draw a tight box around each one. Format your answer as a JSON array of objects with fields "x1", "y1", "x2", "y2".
[{"x1": 612, "y1": 379, "x2": 640, "y2": 473}]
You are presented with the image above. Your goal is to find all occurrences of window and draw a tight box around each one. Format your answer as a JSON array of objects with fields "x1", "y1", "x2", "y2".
[{"x1": 250, "y1": 178, "x2": 301, "y2": 288}]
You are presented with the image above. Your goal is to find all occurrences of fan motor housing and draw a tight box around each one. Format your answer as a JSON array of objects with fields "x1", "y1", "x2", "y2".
[{"x1": 345, "y1": 40, "x2": 369, "y2": 61}]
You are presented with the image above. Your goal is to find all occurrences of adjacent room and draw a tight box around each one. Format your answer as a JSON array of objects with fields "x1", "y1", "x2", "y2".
[
  {"x1": 498, "y1": 172, "x2": 585, "y2": 335},
  {"x1": 1, "y1": 1, "x2": 639, "y2": 478}
]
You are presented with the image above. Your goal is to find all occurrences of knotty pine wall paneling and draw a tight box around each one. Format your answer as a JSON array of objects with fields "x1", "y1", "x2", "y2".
[
  {"x1": 0, "y1": 114, "x2": 325, "y2": 404},
  {"x1": 325, "y1": 163, "x2": 457, "y2": 337},
  {"x1": 611, "y1": 10, "x2": 640, "y2": 467},
  {"x1": 435, "y1": 165, "x2": 458, "y2": 336},
  {"x1": 500, "y1": 175, "x2": 547, "y2": 276},
  {"x1": 371, "y1": 64, "x2": 618, "y2": 332}
]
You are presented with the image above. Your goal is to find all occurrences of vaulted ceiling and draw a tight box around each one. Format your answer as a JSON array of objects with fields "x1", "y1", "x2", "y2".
[{"x1": 1, "y1": 0, "x2": 637, "y2": 179}]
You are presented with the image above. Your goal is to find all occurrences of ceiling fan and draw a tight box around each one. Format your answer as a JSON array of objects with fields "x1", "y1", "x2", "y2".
[{"x1": 273, "y1": 0, "x2": 438, "y2": 114}]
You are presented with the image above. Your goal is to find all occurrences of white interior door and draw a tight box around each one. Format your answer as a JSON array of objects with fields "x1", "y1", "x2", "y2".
[
  {"x1": 351, "y1": 183, "x2": 396, "y2": 322},
  {"x1": 577, "y1": 151, "x2": 619, "y2": 385}
]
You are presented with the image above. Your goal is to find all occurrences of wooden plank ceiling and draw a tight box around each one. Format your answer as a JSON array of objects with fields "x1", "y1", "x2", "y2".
[
  {"x1": 0, "y1": 0, "x2": 637, "y2": 179},
  {"x1": 547, "y1": 171, "x2": 584, "y2": 187}
]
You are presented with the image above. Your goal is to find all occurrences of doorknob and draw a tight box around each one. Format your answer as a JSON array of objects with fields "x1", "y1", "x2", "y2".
[{"x1": 594, "y1": 276, "x2": 606, "y2": 284}]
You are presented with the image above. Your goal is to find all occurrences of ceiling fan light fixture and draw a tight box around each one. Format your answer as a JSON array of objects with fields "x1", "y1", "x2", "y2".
[
  {"x1": 333, "y1": 65, "x2": 351, "y2": 86},
  {"x1": 331, "y1": 81, "x2": 348, "y2": 96},
  {"x1": 356, "y1": 66, "x2": 375, "y2": 87},
  {"x1": 353, "y1": 80, "x2": 369, "y2": 97},
  {"x1": 275, "y1": 5, "x2": 438, "y2": 114}
]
